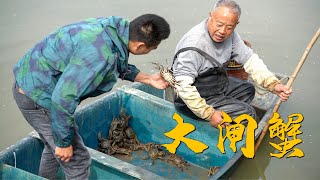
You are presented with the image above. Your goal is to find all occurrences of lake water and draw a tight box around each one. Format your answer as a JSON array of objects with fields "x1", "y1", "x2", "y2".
[{"x1": 1, "y1": 0, "x2": 319, "y2": 179}]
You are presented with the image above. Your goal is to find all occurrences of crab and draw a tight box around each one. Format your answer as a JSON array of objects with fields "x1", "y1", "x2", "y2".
[
  {"x1": 152, "y1": 62, "x2": 181, "y2": 88},
  {"x1": 119, "y1": 111, "x2": 132, "y2": 127},
  {"x1": 111, "y1": 142, "x2": 132, "y2": 157},
  {"x1": 208, "y1": 166, "x2": 220, "y2": 176},
  {"x1": 124, "y1": 127, "x2": 141, "y2": 148},
  {"x1": 97, "y1": 132, "x2": 112, "y2": 153},
  {"x1": 165, "y1": 154, "x2": 190, "y2": 171},
  {"x1": 98, "y1": 132, "x2": 121, "y2": 155},
  {"x1": 142, "y1": 143, "x2": 166, "y2": 165},
  {"x1": 124, "y1": 127, "x2": 135, "y2": 139},
  {"x1": 108, "y1": 118, "x2": 124, "y2": 140},
  {"x1": 98, "y1": 111, "x2": 189, "y2": 166}
]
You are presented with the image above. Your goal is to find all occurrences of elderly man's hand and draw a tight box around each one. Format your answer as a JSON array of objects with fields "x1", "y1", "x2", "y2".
[
  {"x1": 209, "y1": 111, "x2": 229, "y2": 128},
  {"x1": 273, "y1": 84, "x2": 293, "y2": 102}
]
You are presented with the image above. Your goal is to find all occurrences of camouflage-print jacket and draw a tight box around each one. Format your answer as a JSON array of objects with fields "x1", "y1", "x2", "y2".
[{"x1": 13, "y1": 16, "x2": 139, "y2": 147}]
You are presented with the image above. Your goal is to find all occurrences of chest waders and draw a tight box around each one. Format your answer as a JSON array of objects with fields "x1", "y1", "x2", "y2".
[
  {"x1": 173, "y1": 47, "x2": 257, "y2": 121},
  {"x1": 173, "y1": 47, "x2": 230, "y2": 107}
]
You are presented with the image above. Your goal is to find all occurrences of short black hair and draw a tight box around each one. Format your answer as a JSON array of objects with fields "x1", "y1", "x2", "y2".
[{"x1": 129, "y1": 14, "x2": 170, "y2": 48}]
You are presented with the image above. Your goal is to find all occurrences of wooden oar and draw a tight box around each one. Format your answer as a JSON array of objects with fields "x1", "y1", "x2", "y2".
[{"x1": 254, "y1": 27, "x2": 320, "y2": 152}]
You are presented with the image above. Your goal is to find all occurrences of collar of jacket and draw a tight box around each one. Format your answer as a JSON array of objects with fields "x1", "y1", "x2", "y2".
[{"x1": 100, "y1": 16, "x2": 130, "y2": 74}]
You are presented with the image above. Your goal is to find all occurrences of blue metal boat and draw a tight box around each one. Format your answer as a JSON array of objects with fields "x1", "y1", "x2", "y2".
[{"x1": 0, "y1": 74, "x2": 287, "y2": 179}]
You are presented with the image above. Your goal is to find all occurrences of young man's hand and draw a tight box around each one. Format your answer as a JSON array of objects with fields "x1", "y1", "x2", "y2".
[
  {"x1": 55, "y1": 145, "x2": 73, "y2": 162},
  {"x1": 134, "y1": 72, "x2": 168, "y2": 89},
  {"x1": 149, "y1": 73, "x2": 169, "y2": 89},
  {"x1": 273, "y1": 84, "x2": 293, "y2": 102}
]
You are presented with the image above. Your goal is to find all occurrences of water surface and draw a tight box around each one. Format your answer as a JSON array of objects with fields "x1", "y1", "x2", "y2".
[{"x1": 0, "y1": 0, "x2": 319, "y2": 179}]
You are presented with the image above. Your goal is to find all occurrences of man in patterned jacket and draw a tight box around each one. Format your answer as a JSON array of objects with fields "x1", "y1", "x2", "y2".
[{"x1": 12, "y1": 14, "x2": 170, "y2": 179}]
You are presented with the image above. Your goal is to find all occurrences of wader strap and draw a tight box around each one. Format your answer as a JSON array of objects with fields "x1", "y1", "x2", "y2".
[{"x1": 173, "y1": 47, "x2": 222, "y2": 67}]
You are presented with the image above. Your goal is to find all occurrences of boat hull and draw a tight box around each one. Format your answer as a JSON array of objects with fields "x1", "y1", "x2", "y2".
[{"x1": 1, "y1": 74, "x2": 287, "y2": 179}]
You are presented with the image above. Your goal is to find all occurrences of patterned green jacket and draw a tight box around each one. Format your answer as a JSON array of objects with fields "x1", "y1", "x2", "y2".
[{"x1": 13, "y1": 16, "x2": 140, "y2": 147}]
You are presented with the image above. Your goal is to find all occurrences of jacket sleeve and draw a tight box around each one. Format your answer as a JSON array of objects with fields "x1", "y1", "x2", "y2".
[
  {"x1": 244, "y1": 53, "x2": 280, "y2": 91},
  {"x1": 120, "y1": 64, "x2": 140, "y2": 82},
  {"x1": 173, "y1": 50, "x2": 215, "y2": 120}
]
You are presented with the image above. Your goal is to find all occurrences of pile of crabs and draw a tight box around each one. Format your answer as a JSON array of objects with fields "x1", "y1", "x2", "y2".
[{"x1": 97, "y1": 111, "x2": 189, "y2": 171}]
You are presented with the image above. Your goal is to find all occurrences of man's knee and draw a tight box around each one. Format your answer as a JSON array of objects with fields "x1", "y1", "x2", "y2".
[
  {"x1": 231, "y1": 103, "x2": 257, "y2": 126},
  {"x1": 246, "y1": 104, "x2": 257, "y2": 120},
  {"x1": 247, "y1": 82, "x2": 255, "y2": 95},
  {"x1": 244, "y1": 82, "x2": 256, "y2": 103}
]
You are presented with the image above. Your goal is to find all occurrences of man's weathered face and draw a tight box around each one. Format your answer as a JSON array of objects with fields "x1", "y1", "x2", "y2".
[{"x1": 207, "y1": 6, "x2": 239, "y2": 43}]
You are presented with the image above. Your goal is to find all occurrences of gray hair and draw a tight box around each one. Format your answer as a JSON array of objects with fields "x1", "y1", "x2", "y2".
[{"x1": 213, "y1": 0, "x2": 241, "y2": 19}]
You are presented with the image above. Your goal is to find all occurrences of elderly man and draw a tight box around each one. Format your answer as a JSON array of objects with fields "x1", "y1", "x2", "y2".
[
  {"x1": 172, "y1": 0, "x2": 292, "y2": 128},
  {"x1": 13, "y1": 14, "x2": 170, "y2": 179}
]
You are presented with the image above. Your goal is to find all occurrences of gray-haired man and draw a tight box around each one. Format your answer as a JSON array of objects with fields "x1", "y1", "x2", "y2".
[{"x1": 173, "y1": 0, "x2": 292, "y2": 128}]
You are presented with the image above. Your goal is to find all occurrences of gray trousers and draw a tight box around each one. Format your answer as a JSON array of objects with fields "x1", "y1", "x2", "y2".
[
  {"x1": 12, "y1": 82, "x2": 91, "y2": 180},
  {"x1": 176, "y1": 77, "x2": 257, "y2": 122},
  {"x1": 206, "y1": 76, "x2": 257, "y2": 120}
]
